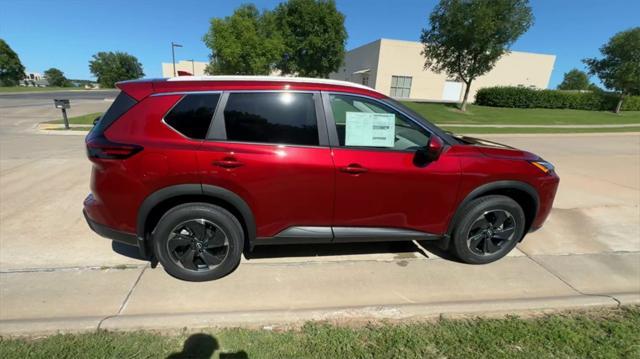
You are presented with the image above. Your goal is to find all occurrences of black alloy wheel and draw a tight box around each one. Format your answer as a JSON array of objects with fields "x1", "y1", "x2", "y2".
[
  {"x1": 466, "y1": 210, "x2": 516, "y2": 256},
  {"x1": 167, "y1": 219, "x2": 229, "y2": 271}
]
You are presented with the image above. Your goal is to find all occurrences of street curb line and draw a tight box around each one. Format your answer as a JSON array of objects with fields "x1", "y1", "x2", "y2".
[{"x1": 2, "y1": 293, "x2": 637, "y2": 337}]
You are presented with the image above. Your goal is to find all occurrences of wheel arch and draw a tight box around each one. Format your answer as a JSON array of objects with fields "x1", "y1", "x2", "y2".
[
  {"x1": 446, "y1": 180, "x2": 540, "y2": 238},
  {"x1": 137, "y1": 184, "x2": 256, "y2": 253}
]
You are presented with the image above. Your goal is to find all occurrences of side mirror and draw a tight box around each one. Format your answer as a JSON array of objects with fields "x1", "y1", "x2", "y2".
[
  {"x1": 425, "y1": 135, "x2": 445, "y2": 161},
  {"x1": 93, "y1": 116, "x2": 101, "y2": 126}
]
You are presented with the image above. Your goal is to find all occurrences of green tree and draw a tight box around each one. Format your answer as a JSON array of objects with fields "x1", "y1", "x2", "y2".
[
  {"x1": 89, "y1": 51, "x2": 144, "y2": 88},
  {"x1": 584, "y1": 27, "x2": 640, "y2": 113},
  {"x1": 203, "y1": 4, "x2": 284, "y2": 75},
  {"x1": 44, "y1": 68, "x2": 70, "y2": 87},
  {"x1": 274, "y1": 0, "x2": 347, "y2": 78},
  {"x1": 0, "y1": 39, "x2": 26, "y2": 86},
  {"x1": 557, "y1": 69, "x2": 591, "y2": 91},
  {"x1": 420, "y1": 0, "x2": 534, "y2": 111}
]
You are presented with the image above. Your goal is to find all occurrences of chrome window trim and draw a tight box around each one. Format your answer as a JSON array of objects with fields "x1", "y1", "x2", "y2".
[{"x1": 152, "y1": 90, "x2": 223, "y2": 97}]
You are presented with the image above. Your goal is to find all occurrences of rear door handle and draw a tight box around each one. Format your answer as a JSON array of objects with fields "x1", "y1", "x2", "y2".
[
  {"x1": 213, "y1": 158, "x2": 244, "y2": 169},
  {"x1": 340, "y1": 164, "x2": 368, "y2": 174}
]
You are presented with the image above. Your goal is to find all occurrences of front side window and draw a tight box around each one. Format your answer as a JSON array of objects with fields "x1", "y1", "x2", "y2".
[
  {"x1": 224, "y1": 92, "x2": 318, "y2": 146},
  {"x1": 164, "y1": 94, "x2": 220, "y2": 139},
  {"x1": 390, "y1": 75, "x2": 412, "y2": 98},
  {"x1": 329, "y1": 94, "x2": 429, "y2": 151}
]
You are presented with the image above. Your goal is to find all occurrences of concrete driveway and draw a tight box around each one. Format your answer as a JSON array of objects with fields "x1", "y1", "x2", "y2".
[{"x1": 1, "y1": 93, "x2": 638, "y2": 335}]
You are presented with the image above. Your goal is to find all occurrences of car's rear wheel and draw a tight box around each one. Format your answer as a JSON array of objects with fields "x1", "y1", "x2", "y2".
[
  {"x1": 450, "y1": 195, "x2": 525, "y2": 264},
  {"x1": 153, "y1": 203, "x2": 243, "y2": 281}
]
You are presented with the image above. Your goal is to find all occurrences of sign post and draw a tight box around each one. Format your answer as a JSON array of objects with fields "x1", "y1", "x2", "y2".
[{"x1": 54, "y1": 99, "x2": 71, "y2": 129}]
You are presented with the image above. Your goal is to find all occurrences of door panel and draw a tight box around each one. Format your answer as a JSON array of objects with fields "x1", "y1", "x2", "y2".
[
  {"x1": 198, "y1": 142, "x2": 334, "y2": 238},
  {"x1": 332, "y1": 148, "x2": 460, "y2": 234},
  {"x1": 325, "y1": 93, "x2": 461, "y2": 234},
  {"x1": 200, "y1": 91, "x2": 334, "y2": 239}
]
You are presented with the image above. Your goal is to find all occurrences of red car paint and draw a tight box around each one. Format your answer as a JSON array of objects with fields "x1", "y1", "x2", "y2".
[{"x1": 84, "y1": 78, "x2": 559, "y2": 255}]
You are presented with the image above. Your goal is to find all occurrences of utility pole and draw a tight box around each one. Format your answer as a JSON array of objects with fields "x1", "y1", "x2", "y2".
[
  {"x1": 171, "y1": 42, "x2": 183, "y2": 77},
  {"x1": 190, "y1": 59, "x2": 195, "y2": 75}
]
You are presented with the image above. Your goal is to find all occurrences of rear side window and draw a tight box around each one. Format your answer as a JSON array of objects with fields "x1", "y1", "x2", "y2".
[
  {"x1": 165, "y1": 94, "x2": 220, "y2": 139},
  {"x1": 224, "y1": 92, "x2": 318, "y2": 146},
  {"x1": 92, "y1": 92, "x2": 137, "y2": 135}
]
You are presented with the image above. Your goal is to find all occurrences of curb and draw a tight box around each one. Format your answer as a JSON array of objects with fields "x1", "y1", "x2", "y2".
[
  {"x1": 442, "y1": 124, "x2": 640, "y2": 128},
  {"x1": 2, "y1": 293, "x2": 637, "y2": 337},
  {"x1": 36, "y1": 123, "x2": 91, "y2": 136},
  {"x1": 463, "y1": 132, "x2": 640, "y2": 138}
]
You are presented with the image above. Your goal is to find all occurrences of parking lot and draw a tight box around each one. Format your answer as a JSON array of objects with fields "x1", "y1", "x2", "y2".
[{"x1": 1, "y1": 93, "x2": 638, "y2": 334}]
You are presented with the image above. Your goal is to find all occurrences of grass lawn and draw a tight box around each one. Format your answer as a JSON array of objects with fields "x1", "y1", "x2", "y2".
[
  {"x1": 49, "y1": 112, "x2": 102, "y2": 125},
  {"x1": 47, "y1": 107, "x2": 640, "y2": 134},
  {"x1": 403, "y1": 102, "x2": 640, "y2": 125},
  {"x1": 0, "y1": 86, "x2": 91, "y2": 93},
  {"x1": 443, "y1": 126, "x2": 640, "y2": 134},
  {"x1": 2, "y1": 307, "x2": 638, "y2": 358}
]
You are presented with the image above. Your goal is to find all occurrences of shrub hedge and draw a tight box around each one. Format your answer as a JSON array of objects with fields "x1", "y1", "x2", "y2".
[{"x1": 475, "y1": 86, "x2": 640, "y2": 111}]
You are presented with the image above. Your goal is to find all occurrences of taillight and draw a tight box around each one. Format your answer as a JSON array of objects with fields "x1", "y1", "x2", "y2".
[{"x1": 86, "y1": 135, "x2": 143, "y2": 160}]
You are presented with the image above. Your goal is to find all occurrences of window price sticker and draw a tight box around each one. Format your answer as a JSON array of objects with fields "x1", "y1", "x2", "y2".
[{"x1": 345, "y1": 112, "x2": 395, "y2": 147}]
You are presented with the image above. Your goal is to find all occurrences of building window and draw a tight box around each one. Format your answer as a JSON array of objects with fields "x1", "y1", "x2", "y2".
[
  {"x1": 390, "y1": 76, "x2": 412, "y2": 98},
  {"x1": 362, "y1": 75, "x2": 368, "y2": 87}
]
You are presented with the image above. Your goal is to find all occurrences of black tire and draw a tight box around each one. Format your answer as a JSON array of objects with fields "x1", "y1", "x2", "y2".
[
  {"x1": 450, "y1": 195, "x2": 525, "y2": 264},
  {"x1": 152, "y1": 203, "x2": 244, "y2": 281}
]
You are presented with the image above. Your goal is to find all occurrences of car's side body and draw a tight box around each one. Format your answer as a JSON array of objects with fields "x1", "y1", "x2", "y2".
[{"x1": 84, "y1": 76, "x2": 558, "y2": 263}]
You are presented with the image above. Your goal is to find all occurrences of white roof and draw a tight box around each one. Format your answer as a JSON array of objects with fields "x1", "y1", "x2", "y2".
[{"x1": 166, "y1": 75, "x2": 379, "y2": 93}]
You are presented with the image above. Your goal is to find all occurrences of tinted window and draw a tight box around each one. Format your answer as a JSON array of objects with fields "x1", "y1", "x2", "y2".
[
  {"x1": 91, "y1": 92, "x2": 137, "y2": 135},
  {"x1": 330, "y1": 94, "x2": 429, "y2": 151},
  {"x1": 224, "y1": 92, "x2": 318, "y2": 146},
  {"x1": 165, "y1": 94, "x2": 220, "y2": 139}
]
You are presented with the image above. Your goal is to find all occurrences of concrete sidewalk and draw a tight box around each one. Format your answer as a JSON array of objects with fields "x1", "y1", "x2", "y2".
[{"x1": 1, "y1": 251, "x2": 638, "y2": 336}]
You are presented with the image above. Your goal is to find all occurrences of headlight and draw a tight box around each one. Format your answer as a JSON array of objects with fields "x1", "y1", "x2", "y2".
[{"x1": 530, "y1": 161, "x2": 555, "y2": 174}]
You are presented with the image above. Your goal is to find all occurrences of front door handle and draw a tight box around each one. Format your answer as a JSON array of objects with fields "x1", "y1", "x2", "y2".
[
  {"x1": 213, "y1": 158, "x2": 244, "y2": 169},
  {"x1": 340, "y1": 164, "x2": 368, "y2": 174}
]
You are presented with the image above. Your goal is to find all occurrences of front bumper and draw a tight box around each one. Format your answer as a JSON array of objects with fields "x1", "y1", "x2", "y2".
[{"x1": 83, "y1": 209, "x2": 148, "y2": 258}]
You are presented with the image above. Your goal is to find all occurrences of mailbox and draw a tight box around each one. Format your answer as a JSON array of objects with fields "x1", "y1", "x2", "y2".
[
  {"x1": 54, "y1": 99, "x2": 70, "y2": 109},
  {"x1": 54, "y1": 99, "x2": 71, "y2": 129}
]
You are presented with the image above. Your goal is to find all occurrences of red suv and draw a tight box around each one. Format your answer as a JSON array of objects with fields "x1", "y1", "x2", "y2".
[{"x1": 84, "y1": 76, "x2": 559, "y2": 281}]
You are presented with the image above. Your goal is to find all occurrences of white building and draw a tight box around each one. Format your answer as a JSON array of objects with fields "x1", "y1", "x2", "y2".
[
  {"x1": 330, "y1": 39, "x2": 556, "y2": 102},
  {"x1": 22, "y1": 71, "x2": 48, "y2": 87},
  {"x1": 162, "y1": 60, "x2": 208, "y2": 77}
]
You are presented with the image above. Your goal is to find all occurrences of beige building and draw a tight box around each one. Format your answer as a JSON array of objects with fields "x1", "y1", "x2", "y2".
[
  {"x1": 330, "y1": 39, "x2": 555, "y2": 102},
  {"x1": 161, "y1": 60, "x2": 208, "y2": 77}
]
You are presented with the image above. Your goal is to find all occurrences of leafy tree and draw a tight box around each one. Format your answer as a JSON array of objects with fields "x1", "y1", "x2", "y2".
[
  {"x1": 557, "y1": 69, "x2": 591, "y2": 91},
  {"x1": 44, "y1": 68, "x2": 70, "y2": 87},
  {"x1": 89, "y1": 51, "x2": 144, "y2": 88},
  {"x1": 0, "y1": 39, "x2": 26, "y2": 86},
  {"x1": 420, "y1": 0, "x2": 534, "y2": 111},
  {"x1": 584, "y1": 27, "x2": 640, "y2": 113},
  {"x1": 274, "y1": 0, "x2": 347, "y2": 78},
  {"x1": 203, "y1": 4, "x2": 284, "y2": 75}
]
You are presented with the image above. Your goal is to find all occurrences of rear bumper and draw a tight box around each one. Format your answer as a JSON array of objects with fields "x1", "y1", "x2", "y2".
[{"x1": 83, "y1": 209, "x2": 148, "y2": 258}]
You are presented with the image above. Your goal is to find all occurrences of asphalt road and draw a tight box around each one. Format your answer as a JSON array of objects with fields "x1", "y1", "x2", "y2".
[
  {"x1": 0, "y1": 89, "x2": 119, "y2": 101},
  {"x1": 0, "y1": 95, "x2": 638, "y2": 333}
]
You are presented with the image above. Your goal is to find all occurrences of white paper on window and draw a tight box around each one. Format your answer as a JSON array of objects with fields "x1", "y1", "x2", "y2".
[{"x1": 345, "y1": 112, "x2": 395, "y2": 147}]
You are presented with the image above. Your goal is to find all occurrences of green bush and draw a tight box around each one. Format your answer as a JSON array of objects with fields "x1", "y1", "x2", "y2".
[{"x1": 475, "y1": 86, "x2": 640, "y2": 111}]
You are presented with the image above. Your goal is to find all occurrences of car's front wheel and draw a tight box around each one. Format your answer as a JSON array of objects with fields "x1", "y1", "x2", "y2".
[
  {"x1": 153, "y1": 203, "x2": 244, "y2": 281},
  {"x1": 450, "y1": 195, "x2": 525, "y2": 264}
]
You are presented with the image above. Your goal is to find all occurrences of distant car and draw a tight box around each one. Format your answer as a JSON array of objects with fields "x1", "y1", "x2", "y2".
[{"x1": 84, "y1": 76, "x2": 559, "y2": 281}]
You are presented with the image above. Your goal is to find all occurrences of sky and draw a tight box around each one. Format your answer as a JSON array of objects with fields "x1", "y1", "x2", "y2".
[{"x1": 1, "y1": 0, "x2": 639, "y2": 88}]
